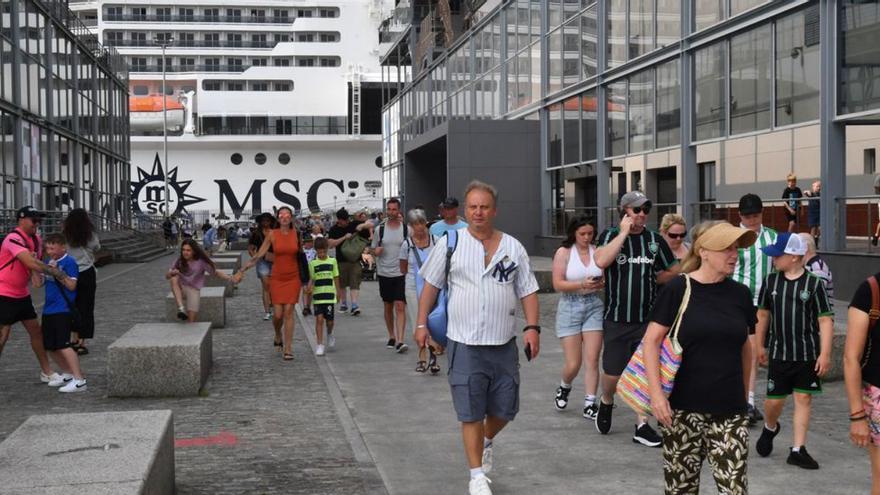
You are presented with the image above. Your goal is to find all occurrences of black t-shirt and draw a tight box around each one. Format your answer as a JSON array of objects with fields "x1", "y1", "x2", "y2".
[
  {"x1": 851, "y1": 274, "x2": 880, "y2": 388},
  {"x1": 248, "y1": 229, "x2": 273, "y2": 253},
  {"x1": 782, "y1": 187, "x2": 803, "y2": 210},
  {"x1": 651, "y1": 276, "x2": 757, "y2": 415},
  {"x1": 597, "y1": 228, "x2": 677, "y2": 323}
]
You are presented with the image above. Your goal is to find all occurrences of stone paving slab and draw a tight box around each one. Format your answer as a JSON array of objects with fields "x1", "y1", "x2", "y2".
[{"x1": 0, "y1": 254, "x2": 385, "y2": 495}]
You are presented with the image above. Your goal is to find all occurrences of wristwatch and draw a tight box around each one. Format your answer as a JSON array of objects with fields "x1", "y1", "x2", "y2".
[{"x1": 523, "y1": 325, "x2": 541, "y2": 334}]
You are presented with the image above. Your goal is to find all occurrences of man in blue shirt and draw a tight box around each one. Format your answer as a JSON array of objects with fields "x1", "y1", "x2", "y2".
[{"x1": 429, "y1": 197, "x2": 468, "y2": 237}]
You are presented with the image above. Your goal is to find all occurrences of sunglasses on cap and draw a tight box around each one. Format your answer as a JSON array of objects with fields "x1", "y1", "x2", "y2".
[{"x1": 667, "y1": 232, "x2": 686, "y2": 239}]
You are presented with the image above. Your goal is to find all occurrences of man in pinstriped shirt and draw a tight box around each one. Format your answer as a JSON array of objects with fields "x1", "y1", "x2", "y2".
[
  {"x1": 416, "y1": 180, "x2": 539, "y2": 495},
  {"x1": 732, "y1": 193, "x2": 778, "y2": 424}
]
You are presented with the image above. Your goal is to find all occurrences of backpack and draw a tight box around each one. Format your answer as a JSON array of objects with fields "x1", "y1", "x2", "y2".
[
  {"x1": 338, "y1": 234, "x2": 370, "y2": 263},
  {"x1": 424, "y1": 230, "x2": 458, "y2": 348},
  {"x1": 0, "y1": 230, "x2": 40, "y2": 272},
  {"x1": 378, "y1": 222, "x2": 407, "y2": 247}
]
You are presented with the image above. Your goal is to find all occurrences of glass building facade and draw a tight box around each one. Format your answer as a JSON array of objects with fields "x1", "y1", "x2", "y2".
[
  {"x1": 381, "y1": 0, "x2": 880, "y2": 251},
  {"x1": 1, "y1": 0, "x2": 130, "y2": 220}
]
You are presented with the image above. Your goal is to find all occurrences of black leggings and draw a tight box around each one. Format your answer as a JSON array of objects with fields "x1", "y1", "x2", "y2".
[{"x1": 74, "y1": 266, "x2": 97, "y2": 339}]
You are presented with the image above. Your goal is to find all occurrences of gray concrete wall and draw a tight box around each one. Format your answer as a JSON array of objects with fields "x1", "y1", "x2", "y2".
[
  {"x1": 446, "y1": 119, "x2": 541, "y2": 252},
  {"x1": 819, "y1": 251, "x2": 880, "y2": 302},
  {"x1": 403, "y1": 135, "x2": 447, "y2": 215}
]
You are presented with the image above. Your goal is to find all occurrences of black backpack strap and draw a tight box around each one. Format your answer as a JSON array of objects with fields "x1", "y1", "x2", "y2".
[
  {"x1": 378, "y1": 223, "x2": 385, "y2": 247},
  {"x1": 1, "y1": 231, "x2": 32, "y2": 272}
]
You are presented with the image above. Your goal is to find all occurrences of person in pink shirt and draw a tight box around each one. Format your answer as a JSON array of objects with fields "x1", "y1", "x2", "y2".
[
  {"x1": 167, "y1": 238, "x2": 241, "y2": 322},
  {"x1": 0, "y1": 206, "x2": 70, "y2": 383}
]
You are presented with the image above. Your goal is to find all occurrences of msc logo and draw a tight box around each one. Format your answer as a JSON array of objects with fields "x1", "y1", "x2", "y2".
[{"x1": 131, "y1": 153, "x2": 205, "y2": 216}]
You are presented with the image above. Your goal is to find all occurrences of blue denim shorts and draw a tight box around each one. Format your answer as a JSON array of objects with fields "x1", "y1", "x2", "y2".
[
  {"x1": 555, "y1": 293, "x2": 604, "y2": 338},
  {"x1": 256, "y1": 260, "x2": 273, "y2": 280},
  {"x1": 447, "y1": 339, "x2": 520, "y2": 423}
]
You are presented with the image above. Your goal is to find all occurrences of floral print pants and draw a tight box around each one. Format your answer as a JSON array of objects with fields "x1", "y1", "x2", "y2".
[{"x1": 660, "y1": 410, "x2": 750, "y2": 494}]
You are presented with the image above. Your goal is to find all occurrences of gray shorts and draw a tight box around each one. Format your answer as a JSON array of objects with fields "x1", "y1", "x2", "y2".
[
  {"x1": 447, "y1": 338, "x2": 520, "y2": 423},
  {"x1": 602, "y1": 320, "x2": 647, "y2": 376}
]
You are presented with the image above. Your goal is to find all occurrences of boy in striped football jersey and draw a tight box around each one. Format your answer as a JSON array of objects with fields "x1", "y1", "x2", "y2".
[
  {"x1": 306, "y1": 237, "x2": 340, "y2": 357},
  {"x1": 754, "y1": 232, "x2": 834, "y2": 470},
  {"x1": 732, "y1": 193, "x2": 778, "y2": 424}
]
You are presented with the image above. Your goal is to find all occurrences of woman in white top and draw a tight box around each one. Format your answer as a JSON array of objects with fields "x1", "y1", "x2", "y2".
[
  {"x1": 62, "y1": 208, "x2": 101, "y2": 355},
  {"x1": 552, "y1": 217, "x2": 605, "y2": 420},
  {"x1": 399, "y1": 209, "x2": 442, "y2": 374}
]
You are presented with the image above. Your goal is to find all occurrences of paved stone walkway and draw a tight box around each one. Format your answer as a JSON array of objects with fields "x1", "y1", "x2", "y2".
[{"x1": 0, "y1": 252, "x2": 872, "y2": 494}]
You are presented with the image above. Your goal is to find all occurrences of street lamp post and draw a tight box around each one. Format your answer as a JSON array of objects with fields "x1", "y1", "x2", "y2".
[{"x1": 154, "y1": 35, "x2": 174, "y2": 217}]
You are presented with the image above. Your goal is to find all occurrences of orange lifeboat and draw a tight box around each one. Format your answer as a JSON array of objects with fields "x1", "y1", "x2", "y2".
[{"x1": 129, "y1": 95, "x2": 185, "y2": 132}]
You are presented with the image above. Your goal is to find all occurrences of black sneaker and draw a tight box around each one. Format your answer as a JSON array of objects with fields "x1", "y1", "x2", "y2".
[
  {"x1": 395, "y1": 342, "x2": 409, "y2": 354},
  {"x1": 386, "y1": 339, "x2": 396, "y2": 349},
  {"x1": 554, "y1": 386, "x2": 572, "y2": 410},
  {"x1": 583, "y1": 403, "x2": 598, "y2": 421},
  {"x1": 747, "y1": 403, "x2": 764, "y2": 425},
  {"x1": 756, "y1": 422, "x2": 781, "y2": 457},
  {"x1": 787, "y1": 446, "x2": 819, "y2": 470},
  {"x1": 633, "y1": 423, "x2": 662, "y2": 448},
  {"x1": 596, "y1": 400, "x2": 614, "y2": 434}
]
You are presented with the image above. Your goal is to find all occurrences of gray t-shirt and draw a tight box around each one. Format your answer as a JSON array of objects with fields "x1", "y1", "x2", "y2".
[{"x1": 371, "y1": 222, "x2": 405, "y2": 277}]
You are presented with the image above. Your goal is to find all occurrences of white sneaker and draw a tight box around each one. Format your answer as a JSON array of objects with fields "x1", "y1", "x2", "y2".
[
  {"x1": 40, "y1": 372, "x2": 55, "y2": 383},
  {"x1": 59, "y1": 379, "x2": 87, "y2": 393},
  {"x1": 262, "y1": 312, "x2": 272, "y2": 321},
  {"x1": 47, "y1": 373, "x2": 73, "y2": 387},
  {"x1": 481, "y1": 444, "x2": 494, "y2": 474},
  {"x1": 315, "y1": 344, "x2": 325, "y2": 356},
  {"x1": 468, "y1": 475, "x2": 492, "y2": 495},
  {"x1": 328, "y1": 335, "x2": 336, "y2": 349}
]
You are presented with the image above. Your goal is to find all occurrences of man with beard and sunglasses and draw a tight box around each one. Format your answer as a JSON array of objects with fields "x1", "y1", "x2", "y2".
[{"x1": 593, "y1": 191, "x2": 679, "y2": 447}]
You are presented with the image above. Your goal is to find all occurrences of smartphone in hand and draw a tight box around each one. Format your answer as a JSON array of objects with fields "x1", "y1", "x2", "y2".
[{"x1": 524, "y1": 343, "x2": 532, "y2": 362}]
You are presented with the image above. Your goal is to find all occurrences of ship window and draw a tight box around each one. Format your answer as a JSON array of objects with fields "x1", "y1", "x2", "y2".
[
  {"x1": 252, "y1": 58, "x2": 267, "y2": 66},
  {"x1": 279, "y1": 153, "x2": 290, "y2": 165},
  {"x1": 202, "y1": 81, "x2": 221, "y2": 90},
  {"x1": 132, "y1": 85, "x2": 148, "y2": 95},
  {"x1": 251, "y1": 82, "x2": 268, "y2": 91},
  {"x1": 231, "y1": 153, "x2": 243, "y2": 165},
  {"x1": 255, "y1": 153, "x2": 267, "y2": 165}
]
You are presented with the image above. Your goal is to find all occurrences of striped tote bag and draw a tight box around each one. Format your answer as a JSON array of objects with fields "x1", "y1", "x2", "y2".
[{"x1": 618, "y1": 274, "x2": 691, "y2": 417}]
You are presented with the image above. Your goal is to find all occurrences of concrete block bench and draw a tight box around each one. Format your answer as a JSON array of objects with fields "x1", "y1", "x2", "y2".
[
  {"x1": 0, "y1": 410, "x2": 174, "y2": 494},
  {"x1": 108, "y1": 323, "x2": 212, "y2": 397},
  {"x1": 165, "y1": 286, "x2": 226, "y2": 328},
  {"x1": 212, "y1": 258, "x2": 239, "y2": 271},
  {"x1": 204, "y1": 269, "x2": 235, "y2": 297},
  {"x1": 825, "y1": 323, "x2": 847, "y2": 382}
]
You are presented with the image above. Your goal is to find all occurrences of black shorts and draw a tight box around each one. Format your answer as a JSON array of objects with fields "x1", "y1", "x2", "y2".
[
  {"x1": 41, "y1": 313, "x2": 73, "y2": 351},
  {"x1": 785, "y1": 212, "x2": 798, "y2": 223},
  {"x1": 378, "y1": 275, "x2": 406, "y2": 303},
  {"x1": 602, "y1": 320, "x2": 648, "y2": 376},
  {"x1": 0, "y1": 295, "x2": 37, "y2": 326},
  {"x1": 767, "y1": 359, "x2": 822, "y2": 398},
  {"x1": 314, "y1": 303, "x2": 335, "y2": 321}
]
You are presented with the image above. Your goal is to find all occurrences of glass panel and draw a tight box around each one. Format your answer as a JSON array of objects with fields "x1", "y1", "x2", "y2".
[
  {"x1": 548, "y1": 27, "x2": 563, "y2": 94},
  {"x1": 629, "y1": 0, "x2": 654, "y2": 60},
  {"x1": 581, "y1": 88, "x2": 598, "y2": 161},
  {"x1": 548, "y1": 0, "x2": 563, "y2": 31},
  {"x1": 563, "y1": 18, "x2": 580, "y2": 88},
  {"x1": 694, "y1": 0, "x2": 725, "y2": 32},
  {"x1": 563, "y1": 95, "x2": 580, "y2": 164},
  {"x1": 730, "y1": 24, "x2": 771, "y2": 135},
  {"x1": 839, "y1": 0, "x2": 880, "y2": 115},
  {"x1": 730, "y1": 0, "x2": 765, "y2": 17},
  {"x1": 563, "y1": 0, "x2": 580, "y2": 24},
  {"x1": 656, "y1": 0, "x2": 680, "y2": 48},
  {"x1": 694, "y1": 41, "x2": 727, "y2": 141},
  {"x1": 548, "y1": 103, "x2": 563, "y2": 167},
  {"x1": 581, "y1": 5, "x2": 598, "y2": 79},
  {"x1": 629, "y1": 68, "x2": 653, "y2": 153},
  {"x1": 607, "y1": 0, "x2": 627, "y2": 68},
  {"x1": 656, "y1": 58, "x2": 681, "y2": 148},
  {"x1": 775, "y1": 6, "x2": 820, "y2": 126},
  {"x1": 607, "y1": 80, "x2": 627, "y2": 156}
]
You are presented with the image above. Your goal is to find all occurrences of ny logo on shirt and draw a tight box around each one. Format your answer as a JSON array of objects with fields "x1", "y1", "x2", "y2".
[{"x1": 492, "y1": 257, "x2": 517, "y2": 283}]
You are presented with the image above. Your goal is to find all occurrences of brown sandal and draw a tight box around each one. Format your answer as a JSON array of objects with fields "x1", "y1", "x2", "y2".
[
  {"x1": 283, "y1": 353, "x2": 294, "y2": 361},
  {"x1": 415, "y1": 361, "x2": 427, "y2": 373}
]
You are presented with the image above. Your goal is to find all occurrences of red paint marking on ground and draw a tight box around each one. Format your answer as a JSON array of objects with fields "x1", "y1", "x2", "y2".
[{"x1": 175, "y1": 430, "x2": 238, "y2": 448}]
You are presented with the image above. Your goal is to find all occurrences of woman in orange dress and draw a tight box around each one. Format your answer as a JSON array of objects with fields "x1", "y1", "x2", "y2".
[{"x1": 244, "y1": 207, "x2": 302, "y2": 360}]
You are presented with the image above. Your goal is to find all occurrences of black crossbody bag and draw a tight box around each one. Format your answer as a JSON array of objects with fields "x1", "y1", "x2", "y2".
[{"x1": 53, "y1": 274, "x2": 83, "y2": 330}]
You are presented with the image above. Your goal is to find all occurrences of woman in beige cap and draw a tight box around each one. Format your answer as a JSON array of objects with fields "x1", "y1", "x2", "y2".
[{"x1": 643, "y1": 221, "x2": 758, "y2": 494}]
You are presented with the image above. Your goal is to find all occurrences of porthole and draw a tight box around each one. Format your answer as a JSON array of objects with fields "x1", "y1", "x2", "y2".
[
  {"x1": 231, "y1": 153, "x2": 243, "y2": 165},
  {"x1": 255, "y1": 153, "x2": 267, "y2": 165},
  {"x1": 279, "y1": 153, "x2": 290, "y2": 165}
]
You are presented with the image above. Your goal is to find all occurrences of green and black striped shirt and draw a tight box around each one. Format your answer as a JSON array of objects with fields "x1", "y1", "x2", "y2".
[
  {"x1": 597, "y1": 228, "x2": 677, "y2": 323},
  {"x1": 308, "y1": 257, "x2": 339, "y2": 304},
  {"x1": 759, "y1": 271, "x2": 834, "y2": 362}
]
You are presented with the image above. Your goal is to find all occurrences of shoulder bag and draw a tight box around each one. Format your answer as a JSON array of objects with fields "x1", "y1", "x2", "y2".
[
  {"x1": 618, "y1": 274, "x2": 692, "y2": 417},
  {"x1": 425, "y1": 230, "x2": 458, "y2": 348}
]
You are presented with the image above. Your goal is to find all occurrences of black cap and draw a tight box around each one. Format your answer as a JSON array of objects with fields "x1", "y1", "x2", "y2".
[
  {"x1": 738, "y1": 194, "x2": 763, "y2": 215},
  {"x1": 17, "y1": 206, "x2": 45, "y2": 220},
  {"x1": 336, "y1": 208, "x2": 350, "y2": 220},
  {"x1": 253, "y1": 212, "x2": 275, "y2": 223},
  {"x1": 439, "y1": 197, "x2": 459, "y2": 208}
]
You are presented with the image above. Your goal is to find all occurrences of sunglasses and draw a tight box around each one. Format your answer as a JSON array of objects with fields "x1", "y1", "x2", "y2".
[
  {"x1": 631, "y1": 204, "x2": 652, "y2": 215},
  {"x1": 667, "y1": 233, "x2": 686, "y2": 239}
]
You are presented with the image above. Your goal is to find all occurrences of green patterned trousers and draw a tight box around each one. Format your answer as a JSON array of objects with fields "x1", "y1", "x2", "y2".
[{"x1": 660, "y1": 410, "x2": 750, "y2": 494}]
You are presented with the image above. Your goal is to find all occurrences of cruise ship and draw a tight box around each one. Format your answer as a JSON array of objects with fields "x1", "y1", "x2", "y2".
[{"x1": 68, "y1": 0, "x2": 394, "y2": 220}]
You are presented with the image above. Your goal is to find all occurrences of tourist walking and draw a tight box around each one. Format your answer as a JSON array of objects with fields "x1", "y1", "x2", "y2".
[
  {"x1": 301, "y1": 234, "x2": 317, "y2": 316},
  {"x1": 800, "y1": 233, "x2": 834, "y2": 299},
  {"x1": 306, "y1": 237, "x2": 339, "y2": 356},
  {"x1": 0, "y1": 206, "x2": 65, "y2": 382},
  {"x1": 62, "y1": 208, "x2": 100, "y2": 355},
  {"x1": 203, "y1": 223, "x2": 218, "y2": 255},
  {"x1": 327, "y1": 208, "x2": 372, "y2": 315},
  {"x1": 39, "y1": 233, "x2": 87, "y2": 393},
  {"x1": 754, "y1": 232, "x2": 834, "y2": 470},
  {"x1": 732, "y1": 193, "x2": 778, "y2": 424},
  {"x1": 782, "y1": 174, "x2": 803, "y2": 233},
  {"x1": 244, "y1": 206, "x2": 306, "y2": 361},
  {"x1": 415, "y1": 181, "x2": 540, "y2": 495},
  {"x1": 660, "y1": 213, "x2": 690, "y2": 261},
  {"x1": 804, "y1": 180, "x2": 821, "y2": 243},
  {"x1": 249, "y1": 212, "x2": 277, "y2": 321},
  {"x1": 645, "y1": 221, "x2": 758, "y2": 494},
  {"x1": 430, "y1": 197, "x2": 468, "y2": 236},
  {"x1": 372, "y1": 198, "x2": 409, "y2": 352},
  {"x1": 593, "y1": 191, "x2": 678, "y2": 447},
  {"x1": 551, "y1": 216, "x2": 604, "y2": 420},
  {"x1": 399, "y1": 208, "x2": 441, "y2": 374},
  {"x1": 163, "y1": 217, "x2": 174, "y2": 249},
  {"x1": 844, "y1": 270, "x2": 880, "y2": 494},
  {"x1": 167, "y1": 239, "x2": 240, "y2": 323}
]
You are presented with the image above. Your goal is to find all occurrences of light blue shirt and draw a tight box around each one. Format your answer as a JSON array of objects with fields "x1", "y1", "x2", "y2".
[{"x1": 429, "y1": 219, "x2": 468, "y2": 237}]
